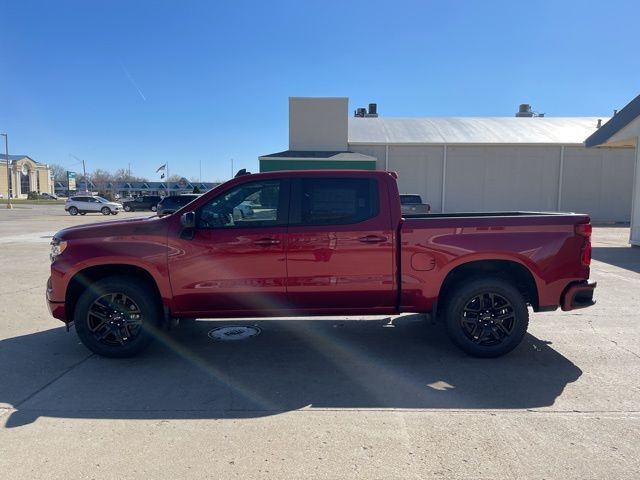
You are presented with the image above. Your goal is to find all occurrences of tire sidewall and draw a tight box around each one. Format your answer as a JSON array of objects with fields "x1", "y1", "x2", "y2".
[
  {"x1": 101, "y1": 207, "x2": 111, "y2": 215},
  {"x1": 69, "y1": 206, "x2": 78, "y2": 215},
  {"x1": 74, "y1": 276, "x2": 161, "y2": 358},
  {"x1": 444, "y1": 278, "x2": 529, "y2": 358}
]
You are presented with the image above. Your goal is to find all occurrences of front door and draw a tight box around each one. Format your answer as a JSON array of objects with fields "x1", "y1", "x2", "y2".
[{"x1": 168, "y1": 178, "x2": 289, "y2": 316}]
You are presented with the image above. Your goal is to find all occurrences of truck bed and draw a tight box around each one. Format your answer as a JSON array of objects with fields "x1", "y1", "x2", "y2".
[{"x1": 404, "y1": 211, "x2": 585, "y2": 219}]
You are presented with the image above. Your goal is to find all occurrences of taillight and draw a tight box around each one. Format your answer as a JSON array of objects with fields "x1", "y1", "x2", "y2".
[
  {"x1": 576, "y1": 223, "x2": 592, "y2": 266},
  {"x1": 582, "y1": 243, "x2": 592, "y2": 266},
  {"x1": 575, "y1": 223, "x2": 592, "y2": 238}
]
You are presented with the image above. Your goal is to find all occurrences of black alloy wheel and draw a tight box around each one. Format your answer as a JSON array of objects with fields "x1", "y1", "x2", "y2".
[
  {"x1": 74, "y1": 276, "x2": 160, "y2": 357},
  {"x1": 460, "y1": 292, "x2": 516, "y2": 346},
  {"x1": 86, "y1": 292, "x2": 144, "y2": 347},
  {"x1": 443, "y1": 277, "x2": 528, "y2": 358}
]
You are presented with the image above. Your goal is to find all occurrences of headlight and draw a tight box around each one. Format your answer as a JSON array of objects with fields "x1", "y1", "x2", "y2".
[{"x1": 50, "y1": 238, "x2": 68, "y2": 262}]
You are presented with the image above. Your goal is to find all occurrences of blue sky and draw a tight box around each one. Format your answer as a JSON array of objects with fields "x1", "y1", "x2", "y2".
[{"x1": 1, "y1": 0, "x2": 638, "y2": 182}]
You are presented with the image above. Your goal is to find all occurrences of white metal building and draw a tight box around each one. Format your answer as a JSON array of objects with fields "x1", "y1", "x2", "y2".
[
  {"x1": 260, "y1": 97, "x2": 635, "y2": 222},
  {"x1": 585, "y1": 94, "x2": 640, "y2": 245}
]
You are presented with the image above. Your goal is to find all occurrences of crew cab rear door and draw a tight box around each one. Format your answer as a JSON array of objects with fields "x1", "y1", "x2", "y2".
[{"x1": 286, "y1": 176, "x2": 395, "y2": 311}]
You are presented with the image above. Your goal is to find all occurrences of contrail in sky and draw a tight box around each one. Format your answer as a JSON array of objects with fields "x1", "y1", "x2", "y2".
[{"x1": 120, "y1": 62, "x2": 147, "y2": 101}]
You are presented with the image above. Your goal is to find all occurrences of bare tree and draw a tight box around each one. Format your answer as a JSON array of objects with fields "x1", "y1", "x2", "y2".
[
  {"x1": 113, "y1": 168, "x2": 149, "y2": 183},
  {"x1": 49, "y1": 164, "x2": 67, "y2": 183},
  {"x1": 91, "y1": 169, "x2": 114, "y2": 193},
  {"x1": 166, "y1": 174, "x2": 183, "y2": 183}
]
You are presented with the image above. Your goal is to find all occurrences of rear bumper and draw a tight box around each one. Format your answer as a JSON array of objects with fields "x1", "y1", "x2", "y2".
[{"x1": 561, "y1": 281, "x2": 597, "y2": 311}]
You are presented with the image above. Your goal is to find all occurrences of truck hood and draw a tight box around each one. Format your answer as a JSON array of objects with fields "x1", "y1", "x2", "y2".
[{"x1": 54, "y1": 215, "x2": 170, "y2": 241}]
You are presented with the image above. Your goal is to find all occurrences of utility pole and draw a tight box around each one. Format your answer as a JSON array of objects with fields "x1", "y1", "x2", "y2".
[
  {"x1": 82, "y1": 159, "x2": 87, "y2": 193},
  {"x1": 1, "y1": 133, "x2": 12, "y2": 209}
]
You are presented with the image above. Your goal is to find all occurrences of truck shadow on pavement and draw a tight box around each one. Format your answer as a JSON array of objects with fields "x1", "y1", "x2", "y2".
[
  {"x1": 592, "y1": 246, "x2": 640, "y2": 273},
  {"x1": 2, "y1": 315, "x2": 582, "y2": 428}
]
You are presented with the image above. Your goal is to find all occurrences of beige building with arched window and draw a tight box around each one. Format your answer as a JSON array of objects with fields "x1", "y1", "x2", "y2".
[{"x1": 0, "y1": 155, "x2": 53, "y2": 198}]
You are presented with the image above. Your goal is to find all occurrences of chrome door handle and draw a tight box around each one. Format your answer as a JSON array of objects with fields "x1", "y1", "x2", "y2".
[
  {"x1": 254, "y1": 238, "x2": 281, "y2": 245},
  {"x1": 358, "y1": 235, "x2": 387, "y2": 244}
]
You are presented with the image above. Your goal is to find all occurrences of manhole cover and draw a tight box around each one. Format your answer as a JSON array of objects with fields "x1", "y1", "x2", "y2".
[{"x1": 208, "y1": 325, "x2": 261, "y2": 341}]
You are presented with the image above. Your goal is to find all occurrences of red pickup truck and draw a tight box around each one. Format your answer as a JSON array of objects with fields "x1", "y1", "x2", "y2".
[{"x1": 47, "y1": 170, "x2": 596, "y2": 358}]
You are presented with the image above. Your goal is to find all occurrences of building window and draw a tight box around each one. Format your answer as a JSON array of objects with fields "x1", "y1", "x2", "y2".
[{"x1": 21, "y1": 171, "x2": 30, "y2": 195}]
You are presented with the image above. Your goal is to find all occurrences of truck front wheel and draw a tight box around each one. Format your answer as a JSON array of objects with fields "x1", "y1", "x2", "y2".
[
  {"x1": 74, "y1": 276, "x2": 161, "y2": 358},
  {"x1": 443, "y1": 277, "x2": 528, "y2": 358}
]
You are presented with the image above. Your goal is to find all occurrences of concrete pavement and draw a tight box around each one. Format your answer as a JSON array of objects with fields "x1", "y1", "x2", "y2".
[{"x1": 0, "y1": 205, "x2": 638, "y2": 479}]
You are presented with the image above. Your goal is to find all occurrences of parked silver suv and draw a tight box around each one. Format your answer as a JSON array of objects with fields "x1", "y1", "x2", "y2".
[{"x1": 65, "y1": 196, "x2": 123, "y2": 216}]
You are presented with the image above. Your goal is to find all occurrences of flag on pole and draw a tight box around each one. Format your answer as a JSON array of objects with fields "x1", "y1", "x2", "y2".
[{"x1": 156, "y1": 164, "x2": 167, "y2": 173}]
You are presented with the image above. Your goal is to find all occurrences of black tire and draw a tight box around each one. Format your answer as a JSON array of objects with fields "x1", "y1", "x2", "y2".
[
  {"x1": 124, "y1": 205, "x2": 132, "y2": 212},
  {"x1": 443, "y1": 277, "x2": 528, "y2": 358},
  {"x1": 69, "y1": 206, "x2": 78, "y2": 216},
  {"x1": 151, "y1": 205, "x2": 157, "y2": 212},
  {"x1": 101, "y1": 207, "x2": 111, "y2": 215},
  {"x1": 79, "y1": 212, "x2": 86, "y2": 215},
  {"x1": 74, "y1": 276, "x2": 162, "y2": 358},
  {"x1": 111, "y1": 211, "x2": 118, "y2": 215}
]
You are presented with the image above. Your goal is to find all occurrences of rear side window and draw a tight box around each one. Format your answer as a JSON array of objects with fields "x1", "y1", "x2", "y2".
[{"x1": 298, "y1": 178, "x2": 379, "y2": 225}]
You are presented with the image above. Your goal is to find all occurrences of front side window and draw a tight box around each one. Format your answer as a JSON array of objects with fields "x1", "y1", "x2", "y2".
[
  {"x1": 298, "y1": 178, "x2": 379, "y2": 225},
  {"x1": 197, "y1": 180, "x2": 281, "y2": 229}
]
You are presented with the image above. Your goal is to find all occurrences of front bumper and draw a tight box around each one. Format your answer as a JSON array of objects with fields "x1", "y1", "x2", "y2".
[
  {"x1": 561, "y1": 281, "x2": 597, "y2": 311},
  {"x1": 47, "y1": 276, "x2": 68, "y2": 323},
  {"x1": 47, "y1": 299, "x2": 67, "y2": 323}
]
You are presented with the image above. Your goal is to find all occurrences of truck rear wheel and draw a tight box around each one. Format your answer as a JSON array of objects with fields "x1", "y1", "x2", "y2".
[
  {"x1": 443, "y1": 277, "x2": 528, "y2": 358},
  {"x1": 74, "y1": 276, "x2": 161, "y2": 358}
]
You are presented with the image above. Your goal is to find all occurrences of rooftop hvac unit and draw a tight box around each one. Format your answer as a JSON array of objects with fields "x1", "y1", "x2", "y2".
[{"x1": 515, "y1": 104, "x2": 534, "y2": 117}]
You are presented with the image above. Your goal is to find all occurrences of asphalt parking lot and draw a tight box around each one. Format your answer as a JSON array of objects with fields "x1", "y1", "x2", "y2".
[{"x1": 0, "y1": 204, "x2": 639, "y2": 479}]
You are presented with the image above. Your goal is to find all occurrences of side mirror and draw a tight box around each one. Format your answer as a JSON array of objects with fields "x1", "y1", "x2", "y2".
[{"x1": 181, "y1": 211, "x2": 196, "y2": 228}]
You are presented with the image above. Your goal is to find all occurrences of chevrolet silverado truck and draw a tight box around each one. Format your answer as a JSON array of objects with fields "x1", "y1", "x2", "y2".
[{"x1": 47, "y1": 170, "x2": 596, "y2": 358}]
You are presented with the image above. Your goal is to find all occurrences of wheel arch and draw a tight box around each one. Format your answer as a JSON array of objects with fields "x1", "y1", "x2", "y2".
[
  {"x1": 65, "y1": 264, "x2": 164, "y2": 324},
  {"x1": 438, "y1": 259, "x2": 539, "y2": 313}
]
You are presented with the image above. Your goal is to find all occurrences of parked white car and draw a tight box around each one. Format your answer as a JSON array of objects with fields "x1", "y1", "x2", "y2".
[{"x1": 65, "y1": 195, "x2": 123, "y2": 216}]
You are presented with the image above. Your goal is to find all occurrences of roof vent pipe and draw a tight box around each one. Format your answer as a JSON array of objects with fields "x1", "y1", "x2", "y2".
[{"x1": 597, "y1": 119, "x2": 602, "y2": 128}]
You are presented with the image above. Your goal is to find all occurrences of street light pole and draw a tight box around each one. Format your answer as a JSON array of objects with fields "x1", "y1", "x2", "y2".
[
  {"x1": 1, "y1": 133, "x2": 12, "y2": 209},
  {"x1": 82, "y1": 159, "x2": 87, "y2": 193}
]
